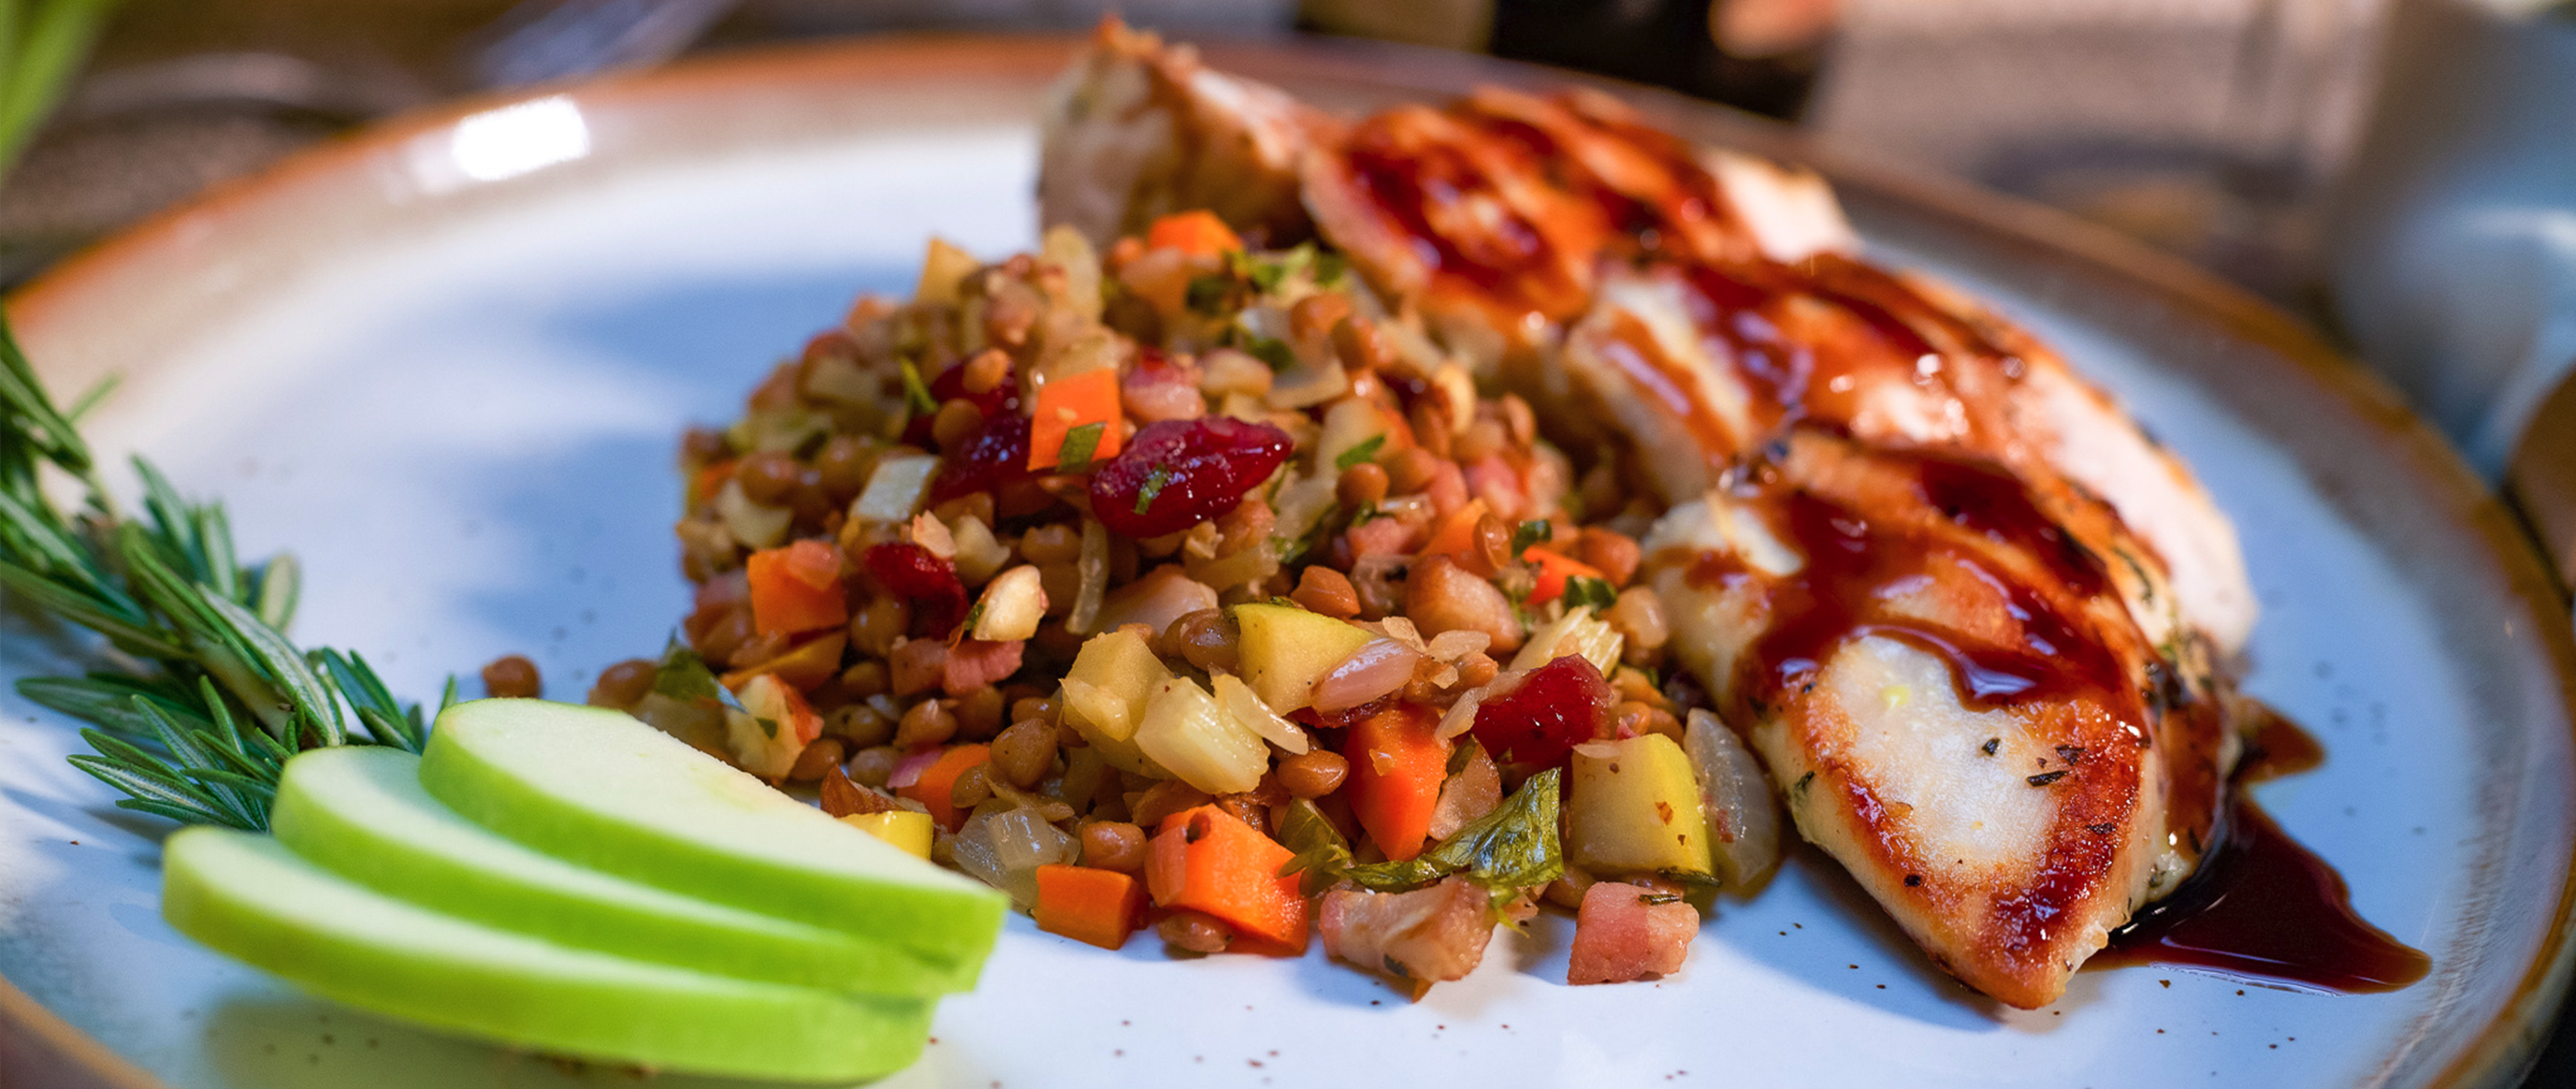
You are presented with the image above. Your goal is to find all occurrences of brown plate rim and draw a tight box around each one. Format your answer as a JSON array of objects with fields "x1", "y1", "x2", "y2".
[{"x1": 1, "y1": 30, "x2": 2569, "y2": 1089}]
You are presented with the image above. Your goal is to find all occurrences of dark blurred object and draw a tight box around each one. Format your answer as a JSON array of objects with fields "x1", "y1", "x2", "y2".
[
  {"x1": 0, "y1": 0, "x2": 774, "y2": 283},
  {"x1": 1808, "y1": 0, "x2": 2388, "y2": 304},
  {"x1": 465, "y1": 0, "x2": 736, "y2": 88},
  {"x1": 2327, "y1": 0, "x2": 2575, "y2": 479},
  {"x1": 1297, "y1": 0, "x2": 1833, "y2": 121}
]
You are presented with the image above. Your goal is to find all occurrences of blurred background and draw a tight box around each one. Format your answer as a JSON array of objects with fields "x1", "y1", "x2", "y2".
[
  {"x1": 0, "y1": 0, "x2": 2570, "y2": 1082},
  {"x1": 20, "y1": 0, "x2": 2565, "y2": 540},
  {"x1": 0, "y1": 0, "x2": 2414, "y2": 301}
]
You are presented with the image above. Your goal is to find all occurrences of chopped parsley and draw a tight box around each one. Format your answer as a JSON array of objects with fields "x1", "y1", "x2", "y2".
[
  {"x1": 1184, "y1": 273, "x2": 1235, "y2": 313},
  {"x1": 1133, "y1": 464, "x2": 1175, "y2": 515},
  {"x1": 1335, "y1": 434, "x2": 1386, "y2": 472},
  {"x1": 1057, "y1": 421, "x2": 1106, "y2": 471},
  {"x1": 1241, "y1": 334, "x2": 1295, "y2": 372},
  {"x1": 898, "y1": 358, "x2": 937, "y2": 416},
  {"x1": 1510, "y1": 518, "x2": 1554, "y2": 557},
  {"x1": 1561, "y1": 575, "x2": 1619, "y2": 612}
]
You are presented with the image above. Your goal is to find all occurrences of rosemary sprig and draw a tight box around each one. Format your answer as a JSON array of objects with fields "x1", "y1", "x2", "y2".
[{"x1": 0, "y1": 315, "x2": 433, "y2": 830}]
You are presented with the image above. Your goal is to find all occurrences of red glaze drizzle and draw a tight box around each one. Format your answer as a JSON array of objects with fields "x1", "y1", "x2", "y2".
[{"x1": 2095, "y1": 707, "x2": 2426, "y2": 993}]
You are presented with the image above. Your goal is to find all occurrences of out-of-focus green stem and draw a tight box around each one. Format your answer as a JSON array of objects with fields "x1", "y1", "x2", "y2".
[{"x1": 0, "y1": 0, "x2": 118, "y2": 183}]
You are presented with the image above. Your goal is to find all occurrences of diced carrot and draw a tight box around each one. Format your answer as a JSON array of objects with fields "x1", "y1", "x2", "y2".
[
  {"x1": 1026, "y1": 368, "x2": 1126, "y2": 472},
  {"x1": 1343, "y1": 704, "x2": 1451, "y2": 862},
  {"x1": 1147, "y1": 805, "x2": 1309, "y2": 954},
  {"x1": 1417, "y1": 498, "x2": 1490, "y2": 563},
  {"x1": 1522, "y1": 546, "x2": 1607, "y2": 606},
  {"x1": 896, "y1": 744, "x2": 991, "y2": 831},
  {"x1": 1145, "y1": 210, "x2": 1243, "y2": 257},
  {"x1": 746, "y1": 539, "x2": 849, "y2": 636},
  {"x1": 690, "y1": 459, "x2": 737, "y2": 507},
  {"x1": 720, "y1": 632, "x2": 847, "y2": 692},
  {"x1": 1035, "y1": 864, "x2": 1150, "y2": 950}
]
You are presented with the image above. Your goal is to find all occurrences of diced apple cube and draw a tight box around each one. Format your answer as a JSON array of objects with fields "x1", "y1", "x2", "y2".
[
  {"x1": 1058, "y1": 629, "x2": 1171, "y2": 775},
  {"x1": 1234, "y1": 602, "x2": 1375, "y2": 712},
  {"x1": 970, "y1": 565, "x2": 1048, "y2": 642},
  {"x1": 1567, "y1": 734, "x2": 1715, "y2": 878},
  {"x1": 728, "y1": 675, "x2": 821, "y2": 779}
]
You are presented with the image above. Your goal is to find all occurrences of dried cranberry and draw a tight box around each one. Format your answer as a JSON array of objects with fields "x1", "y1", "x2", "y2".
[
  {"x1": 862, "y1": 542, "x2": 969, "y2": 638},
  {"x1": 927, "y1": 413, "x2": 1033, "y2": 504},
  {"x1": 1471, "y1": 653, "x2": 1614, "y2": 769},
  {"x1": 902, "y1": 357, "x2": 1023, "y2": 446},
  {"x1": 1090, "y1": 417, "x2": 1295, "y2": 538}
]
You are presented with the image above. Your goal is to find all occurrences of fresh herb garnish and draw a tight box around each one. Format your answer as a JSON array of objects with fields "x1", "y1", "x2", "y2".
[
  {"x1": 0, "y1": 316, "x2": 435, "y2": 831},
  {"x1": 1561, "y1": 575, "x2": 1619, "y2": 612},
  {"x1": 1275, "y1": 501, "x2": 1345, "y2": 565},
  {"x1": 1241, "y1": 334, "x2": 1295, "y2": 372},
  {"x1": 1335, "y1": 434, "x2": 1385, "y2": 472},
  {"x1": 1510, "y1": 518, "x2": 1553, "y2": 557},
  {"x1": 1243, "y1": 244, "x2": 1315, "y2": 295},
  {"x1": 1133, "y1": 464, "x2": 1175, "y2": 515},
  {"x1": 899, "y1": 358, "x2": 937, "y2": 416},
  {"x1": 1056, "y1": 420, "x2": 1106, "y2": 471},
  {"x1": 1282, "y1": 768, "x2": 1564, "y2": 899},
  {"x1": 1184, "y1": 274, "x2": 1235, "y2": 313}
]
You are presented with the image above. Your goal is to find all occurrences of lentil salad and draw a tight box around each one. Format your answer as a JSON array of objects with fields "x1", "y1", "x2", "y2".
[{"x1": 574, "y1": 211, "x2": 1777, "y2": 994}]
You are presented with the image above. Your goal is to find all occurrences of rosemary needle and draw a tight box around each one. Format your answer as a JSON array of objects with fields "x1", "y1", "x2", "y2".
[{"x1": 0, "y1": 314, "x2": 436, "y2": 831}]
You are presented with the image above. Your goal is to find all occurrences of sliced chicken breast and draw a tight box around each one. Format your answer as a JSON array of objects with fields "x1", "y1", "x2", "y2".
[
  {"x1": 1643, "y1": 432, "x2": 2225, "y2": 1007},
  {"x1": 1037, "y1": 19, "x2": 1334, "y2": 249}
]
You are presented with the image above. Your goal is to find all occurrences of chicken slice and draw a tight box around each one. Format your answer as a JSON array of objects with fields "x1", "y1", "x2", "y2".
[
  {"x1": 1299, "y1": 86, "x2": 1831, "y2": 367},
  {"x1": 1558, "y1": 256, "x2": 2254, "y2": 656},
  {"x1": 1643, "y1": 432, "x2": 2220, "y2": 1008},
  {"x1": 1037, "y1": 19, "x2": 1335, "y2": 249}
]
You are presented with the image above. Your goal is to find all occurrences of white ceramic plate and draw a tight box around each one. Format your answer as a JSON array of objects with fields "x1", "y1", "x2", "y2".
[{"x1": 1, "y1": 36, "x2": 2570, "y2": 1089}]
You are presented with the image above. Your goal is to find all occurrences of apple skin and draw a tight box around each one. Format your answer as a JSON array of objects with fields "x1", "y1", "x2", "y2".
[
  {"x1": 417, "y1": 699, "x2": 1006, "y2": 973},
  {"x1": 162, "y1": 826, "x2": 933, "y2": 1083},
  {"x1": 272, "y1": 746, "x2": 974, "y2": 996}
]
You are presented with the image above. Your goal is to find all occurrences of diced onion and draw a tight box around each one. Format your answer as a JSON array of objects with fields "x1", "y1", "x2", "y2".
[
  {"x1": 1042, "y1": 225, "x2": 1103, "y2": 322},
  {"x1": 1068, "y1": 517, "x2": 1109, "y2": 633},
  {"x1": 948, "y1": 515, "x2": 1011, "y2": 585},
  {"x1": 1310, "y1": 638, "x2": 1421, "y2": 714},
  {"x1": 1213, "y1": 673, "x2": 1310, "y2": 755},
  {"x1": 965, "y1": 806, "x2": 1078, "y2": 909},
  {"x1": 1133, "y1": 676, "x2": 1267, "y2": 795},
  {"x1": 1510, "y1": 606, "x2": 1623, "y2": 675},
  {"x1": 715, "y1": 480, "x2": 791, "y2": 550},
  {"x1": 851, "y1": 455, "x2": 939, "y2": 525},
  {"x1": 1685, "y1": 708, "x2": 1784, "y2": 893},
  {"x1": 1436, "y1": 690, "x2": 1482, "y2": 741},
  {"x1": 1093, "y1": 565, "x2": 1216, "y2": 637},
  {"x1": 1266, "y1": 362, "x2": 1350, "y2": 411}
]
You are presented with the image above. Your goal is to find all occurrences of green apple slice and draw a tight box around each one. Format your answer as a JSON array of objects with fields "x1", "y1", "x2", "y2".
[
  {"x1": 417, "y1": 699, "x2": 1005, "y2": 969},
  {"x1": 271, "y1": 746, "x2": 972, "y2": 996},
  {"x1": 162, "y1": 826, "x2": 933, "y2": 1082}
]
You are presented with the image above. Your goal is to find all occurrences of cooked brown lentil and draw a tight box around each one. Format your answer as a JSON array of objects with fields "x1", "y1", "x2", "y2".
[
  {"x1": 787, "y1": 736, "x2": 847, "y2": 782},
  {"x1": 1158, "y1": 910, "x2": 1234, "y2": 954},
  {"x1": 893, "y1": 698, "x2": 959, "y2": 749},
  {"x1": 990, "y1": 719, "x2": 1059, "y2": 788},
  {"x1": 1079, "y1": 820, "x2": 1148, "y2": 874},
  {"x1": 586, "y1": 658, "x2": 655, "y2": 708},
  {"x1": 481, "y1": 655, "x2": 542, "y2": 700},
  {"x1": 846, "y1": 745, "x2": 903, "y2": 789},
  {"x1": 1290, "y1": 566, "x2": 1362, "y2": 618},
  {"x1": 1275, "y1": 749, "x2": 1350, "y2": 799}
]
